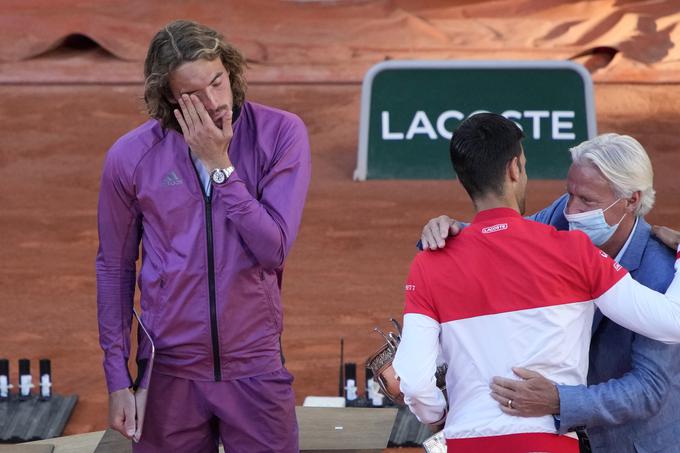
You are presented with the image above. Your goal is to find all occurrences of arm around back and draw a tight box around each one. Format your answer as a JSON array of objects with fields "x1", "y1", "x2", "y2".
[{"x1": 557, "y1": 238, "x2": 679, "y2": 432}]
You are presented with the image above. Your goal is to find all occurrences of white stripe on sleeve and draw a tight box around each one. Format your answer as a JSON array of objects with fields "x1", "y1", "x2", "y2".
[
  {"x1": 595, "y1": 252, "x2": 680, "y2": 344},
  {"x1": 393, "y1": 313, "x2": 447, "y2": 424}
]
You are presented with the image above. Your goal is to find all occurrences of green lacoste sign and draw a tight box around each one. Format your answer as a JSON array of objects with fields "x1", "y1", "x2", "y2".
[{"x1": 354, "y1": 61, "x2": 596, "y2": 180}]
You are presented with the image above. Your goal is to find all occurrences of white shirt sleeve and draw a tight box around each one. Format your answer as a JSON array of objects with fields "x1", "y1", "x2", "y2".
[
  {"x1": 595, "y1": 248, "x2": 680, "y2": 344},
  {"x1": 392, "y1": 313, "x2": 447, "y2": 424}
]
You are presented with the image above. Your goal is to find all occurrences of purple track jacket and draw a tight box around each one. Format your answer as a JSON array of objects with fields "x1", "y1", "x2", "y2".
[{"x1": 96, "y1": 101, "x2": 311, "y2": 393}]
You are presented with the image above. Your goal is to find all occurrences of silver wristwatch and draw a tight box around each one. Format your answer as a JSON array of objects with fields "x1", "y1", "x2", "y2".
[{"x1": 210, "y1": 166, "x2": 235, "y2": 185}]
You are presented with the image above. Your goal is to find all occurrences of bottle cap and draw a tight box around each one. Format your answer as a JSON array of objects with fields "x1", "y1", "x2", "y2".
[
  {"x1": 344, "y1": 362, "x2": 356, "y2": 381},
  {"x1": 39, "y1": 359, "x2": 51, "y2": 376},
  {"x1": 19, "y1": 359, "x2": 30, "y2": 376}
]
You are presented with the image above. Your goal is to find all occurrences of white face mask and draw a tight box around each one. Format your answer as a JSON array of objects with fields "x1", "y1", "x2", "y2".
[{"x1": 563, "y1": 198, "x2": 627, "y2": 246}]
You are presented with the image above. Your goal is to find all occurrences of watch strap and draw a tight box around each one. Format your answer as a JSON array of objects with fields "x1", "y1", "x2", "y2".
[{"x1": 211, "y1": 166, "x2": 235, "y2": 185}]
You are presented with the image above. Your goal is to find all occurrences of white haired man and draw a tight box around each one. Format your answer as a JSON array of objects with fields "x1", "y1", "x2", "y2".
[{"x1": 420, "y1": 133, "x2": 680, "y2": 452}]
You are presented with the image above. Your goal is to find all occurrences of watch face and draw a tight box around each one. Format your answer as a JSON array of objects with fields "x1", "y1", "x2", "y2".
[{"x1": 212, "y1": 170, "x2": 226, "y2": 184}]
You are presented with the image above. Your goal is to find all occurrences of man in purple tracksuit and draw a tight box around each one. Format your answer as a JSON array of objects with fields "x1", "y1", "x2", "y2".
[{"x1": 96, "y1": 20, "x2": 311, "y2": 452}]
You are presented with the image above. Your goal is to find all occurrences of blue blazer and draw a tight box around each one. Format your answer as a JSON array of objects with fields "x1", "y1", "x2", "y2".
[{"x1": 532, "y1": 194, "x2": 680, "y2": 453}]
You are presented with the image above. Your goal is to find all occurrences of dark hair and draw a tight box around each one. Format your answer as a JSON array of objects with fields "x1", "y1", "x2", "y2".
[
  {"x1": 449, "y1": 113, "x2": 525, "y2": 199},
  {"x1": 143, "y1": 20, "x2": 247, "y2": 132}
]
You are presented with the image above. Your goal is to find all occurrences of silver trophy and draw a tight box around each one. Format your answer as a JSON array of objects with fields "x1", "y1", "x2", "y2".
[{"x1": 366, "y1": 319, "x2": 448, "y2": 452}]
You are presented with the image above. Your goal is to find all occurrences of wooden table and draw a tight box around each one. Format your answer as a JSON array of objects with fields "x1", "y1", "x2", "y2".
[{"x1": 22, "y1": 407, "x2": 398, "y2": 453}]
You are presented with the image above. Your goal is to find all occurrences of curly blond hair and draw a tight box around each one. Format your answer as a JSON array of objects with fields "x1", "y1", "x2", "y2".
[{"x1": 143, "y1": 20, "x2": 247, "y2": 132}]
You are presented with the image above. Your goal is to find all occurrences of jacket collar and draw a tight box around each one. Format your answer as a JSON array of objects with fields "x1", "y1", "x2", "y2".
[
  {"x1": 618, "y1": 217, "x2": 649, "y2": 274},
  {"x1": 472, "y1": 207, "x2": 522, "y2": 224},
  {"x1": 592, "y1": 217, "x2": 649, "y2": 333}
]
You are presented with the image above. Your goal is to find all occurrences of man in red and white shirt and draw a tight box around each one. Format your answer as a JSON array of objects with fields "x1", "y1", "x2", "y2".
[{"x1": 392, "y1": 113, "x2": 680, "y2": 453}]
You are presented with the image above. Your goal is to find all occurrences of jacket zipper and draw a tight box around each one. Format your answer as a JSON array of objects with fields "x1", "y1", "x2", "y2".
[
  {"x1": 190, "y1": 153, "x2": 222, "y2": 381},
  {"x1": 204, "y1": 194, "x2": 222, "y2": 381}
]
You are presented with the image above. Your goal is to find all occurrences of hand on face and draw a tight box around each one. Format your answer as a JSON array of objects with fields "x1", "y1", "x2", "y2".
[{"x1": 174, "y1": 94, "x2": 233, "y2": 170}]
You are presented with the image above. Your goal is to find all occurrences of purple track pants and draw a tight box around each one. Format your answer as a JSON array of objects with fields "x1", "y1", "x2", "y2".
[{"x1": 133, "y1": 368, "x2": 299, "y2": 452}]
